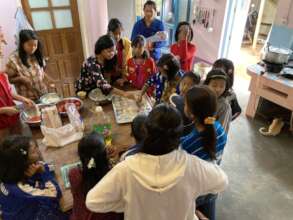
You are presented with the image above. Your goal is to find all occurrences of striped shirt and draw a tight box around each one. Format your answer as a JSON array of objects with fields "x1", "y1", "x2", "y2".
[{"x1": 180, "y1": 121, "x2": 227, "y2": 164}]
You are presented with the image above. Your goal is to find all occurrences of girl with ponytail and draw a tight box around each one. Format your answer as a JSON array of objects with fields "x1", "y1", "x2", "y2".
[
  {"x1": 180, "y1": 85, "x2": 228, "y2": 220},
  {"x1": 69, "y1": 132, "x2": 123, "y2": 220}
]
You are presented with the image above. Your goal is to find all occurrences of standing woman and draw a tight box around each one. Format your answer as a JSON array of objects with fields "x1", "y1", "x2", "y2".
[
  {"x1": 5, "y1": 30, "x2": 49, "y2": 101},
  {"x1": 131, "y1": 0, "x2": 165, "y2": 62},
  {"x1": 108, "y1": 18, "x2": 132, "y2": 83},
  {"x1": 171, "y1": 22, "x2": 196, "y2": 72}
]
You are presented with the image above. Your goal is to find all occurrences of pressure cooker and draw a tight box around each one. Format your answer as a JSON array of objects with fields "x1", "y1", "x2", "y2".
[{"x1": 262, "y1": 43, "x2": 292, "y2": 64}]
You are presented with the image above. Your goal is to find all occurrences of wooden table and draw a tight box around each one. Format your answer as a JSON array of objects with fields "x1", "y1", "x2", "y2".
[
  {"x1": 246, "y1": 64, "x2": 293, "y2": 131},
  {"x1": 32, "y1": 99, "x2": 134, "y2": 212}
]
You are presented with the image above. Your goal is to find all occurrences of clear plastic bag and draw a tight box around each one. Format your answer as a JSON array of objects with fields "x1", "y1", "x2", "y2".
[{"x1": 65, "y1": 103, "x2": 84, "y2": 132}]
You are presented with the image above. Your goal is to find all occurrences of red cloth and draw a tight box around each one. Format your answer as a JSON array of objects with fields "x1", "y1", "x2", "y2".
[
  {"x1": 170, "y1": 40, "x2": 196, "y2": 72},
  {"x1": 0, "y1": 73, "x2": 19, "y2": 129},
  {"x1": 127, "y1": 57, "x2": 156, "y2": 90},
  {"x1": 69, "y1": 167, "x2": 123, "y2": 220}
]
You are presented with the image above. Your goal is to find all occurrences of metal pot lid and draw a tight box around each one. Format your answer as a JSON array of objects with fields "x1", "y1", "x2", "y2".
[{"x1": 269, "y1": 46, "x2": 292, "y2": 55}]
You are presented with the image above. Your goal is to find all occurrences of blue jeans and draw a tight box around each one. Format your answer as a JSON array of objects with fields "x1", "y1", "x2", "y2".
[{"x1": 196, "y1": 194, "x2": 218, "y2": 220}]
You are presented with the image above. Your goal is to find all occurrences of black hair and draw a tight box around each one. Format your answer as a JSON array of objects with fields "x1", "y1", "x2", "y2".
[
  {"x1": 157, "y1": 53, "x2": 180, "y2": 80},
  {"x1": 94, "y1": 34, "x2": 115, "y2": 55},
  {"x1": 78, "y1": 132, "x2": 110, "y2": 195},
  {"x1": 140, "y1": 104, "x2": 183, "y2": 155},
  {"x1": 131, "y1": 35, "x2": 149, "y2": 59},
  {"x1": 212, "y1": 58, "x2": 234, "y2": 88},
  {"x1": 144, "y1": 0, "x2": 157, "y2": 11},
  {"x1": 107, "y1": 18, "x2": 123, "y2": 33},
  {"x1": 175, "y1": 21, "x2": 194, "y2": 42},
  {"x1": 181, "y1": 71, "x2": 201, "y2": 85},
  {"x1": 94, "y1": 34, "x2": 117, "y2": 72},
  {"x1": 185, "y1": 86, "x2": 217, "y2": 160},
  {"x1": 0, "y1": 135, "x2": 31, "y2": 183},
  {"x1": 204, "y1": 69, "x2": 230, "y2": 97},
  {"x1": 18, "y1": 29, "x2": 44, "y2": 68},
  {"x1": 131, "y1": 114, "x2": 147, "y2": 143}
]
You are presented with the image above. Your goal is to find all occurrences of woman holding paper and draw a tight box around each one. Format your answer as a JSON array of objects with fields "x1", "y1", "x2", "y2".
[{"x1": 131, "y1": 0, "x2": 166, "y2": 61}]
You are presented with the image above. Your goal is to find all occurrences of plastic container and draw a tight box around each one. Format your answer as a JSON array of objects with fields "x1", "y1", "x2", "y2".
[{"x1": 91, "y1": 107, "x2": 112, "y2": 146}]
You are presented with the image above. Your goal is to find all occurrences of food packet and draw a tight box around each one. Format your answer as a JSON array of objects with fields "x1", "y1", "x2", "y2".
[{"x1": 41, "y1": 105, "x2": 62, "y2": 128}]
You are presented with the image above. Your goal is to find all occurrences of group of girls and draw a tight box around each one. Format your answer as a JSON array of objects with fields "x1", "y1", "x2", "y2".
[{"x1": 0, "y1": 1, "x2": 243, "y2": 220}]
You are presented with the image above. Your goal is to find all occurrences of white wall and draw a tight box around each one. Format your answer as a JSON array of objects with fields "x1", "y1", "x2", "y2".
[
  {"x1": 78, "y1": 0, "x2": 109, "y2": 57},
  {"x1": 0, "y1": 0, "x2": 19, "y2": 70},
  {"x1": 107, "y1": 0, "x2": 136, "y2": 39}
]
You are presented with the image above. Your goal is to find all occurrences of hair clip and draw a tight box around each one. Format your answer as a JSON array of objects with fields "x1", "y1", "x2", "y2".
[
  {"x1": 87, "y1": 157, "x2": 96, "y2": 169},
  {"x1": 20, "y1": 149, "x2": 27, "y2": 155},
  {"x1": 204, "y1": 117, "x2": 216, "y2": 125}
]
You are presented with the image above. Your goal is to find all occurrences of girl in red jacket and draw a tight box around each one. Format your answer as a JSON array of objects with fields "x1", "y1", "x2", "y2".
[
  {"x1": 126, "y1": 35, "x2": 156, "y2": 92},
  {"x1": 171, "y1": 22, "x2": 196, "y2": 72}
]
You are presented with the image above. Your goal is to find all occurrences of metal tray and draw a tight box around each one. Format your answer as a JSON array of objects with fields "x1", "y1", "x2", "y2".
[{"x1": 112, "y1": 95, "x2": 152, "y2": 124}]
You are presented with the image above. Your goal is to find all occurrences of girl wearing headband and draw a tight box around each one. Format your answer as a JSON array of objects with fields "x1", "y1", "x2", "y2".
[{"x1": 204, "y1": 69, "x2": 232, "y2": 133}]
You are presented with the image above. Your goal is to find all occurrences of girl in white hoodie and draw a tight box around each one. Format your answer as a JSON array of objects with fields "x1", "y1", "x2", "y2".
[{"x1": 86, "y1": 104, "x2": 228, "y2": 220}]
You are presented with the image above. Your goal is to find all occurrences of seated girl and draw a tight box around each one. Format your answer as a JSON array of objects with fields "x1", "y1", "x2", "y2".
[
  {"x1": 126, "y1": 35, "x2": 156, "y2": 92},
  {"x1": 0, "y1": 72, "x2": 34, "y2": 139},
  {"x1": 107, "y1": 18, "x2": 132, "y2": 83},
  {"x1": 213, "y1": 58, "x2": 242, "y2": 120},
  {"x1": 137, "y1": 53, "x2": 183, "y2": 104},
  {"x1": 75, "y1": 35, "x2": 133, "y2": 99},
  {"x1": 171, "y1": 22, "x2": 196, "y2": 72},
  {"x1": 169, "y1": 71, "x2": 201, "y2": 135},
  {"x1": 0, "y1": 135, "x2": 66, "y2": 220},
  {"x1": 180, "y1": 86, "x2": 228, "y2": 220},
  {"x1": 69, "y1": 133, "x2": 123, "y2": 220},
  {"x1": 5, "y1": 30, "x2": 52, "y2": 101},
  {"x1": 204, "y1": 69, "x2": 232, "y2": 133}
]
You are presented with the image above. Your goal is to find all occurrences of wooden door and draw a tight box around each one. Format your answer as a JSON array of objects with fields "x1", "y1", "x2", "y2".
[{"x1": 22, "y1": 0, "x2": 84, "y2": 97}]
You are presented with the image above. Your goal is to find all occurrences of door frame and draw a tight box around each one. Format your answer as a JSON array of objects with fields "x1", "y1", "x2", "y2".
[
  {"x1": 218, "y1": 0, "x2": 251, "y2": 59},
  {"x1": 76, "y1": 0, "x2": 90, "y2": 58}
]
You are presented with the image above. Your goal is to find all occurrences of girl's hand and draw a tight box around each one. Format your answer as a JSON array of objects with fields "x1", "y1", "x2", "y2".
[
  {"x1": 0, "y1": 106, "x2": 19, "y2": 116},
  {"x1": 125, "y1": 92, "x2": 136, "y2": 100},
  {"x1": 22, "y1": 97, "x2": 35, "y2": 108},
  {"x1": 195, "y1": 210, "x2": 209, "y2": 220},
  {"x1": 116, "y1": 78, "x2": 126, "y2": 87},
  {"x1": 106, "y1": 145, "x2": 119, "y2": 158},
  {"x1": 25, "y1": 163, "x2": 45, "y2": 177},
  {"x1": 136, "y1": 94, "x2": 143, "y2": 103}
]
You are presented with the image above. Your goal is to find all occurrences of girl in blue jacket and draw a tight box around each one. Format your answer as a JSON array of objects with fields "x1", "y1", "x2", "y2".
[{"x1": 0, "y1": 135, "x2": 66, "y2": 220}]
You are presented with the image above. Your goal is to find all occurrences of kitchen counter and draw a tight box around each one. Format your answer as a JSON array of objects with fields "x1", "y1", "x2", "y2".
[{"x1": 246, "y1": 64, "x2": 293, "y2": 131}]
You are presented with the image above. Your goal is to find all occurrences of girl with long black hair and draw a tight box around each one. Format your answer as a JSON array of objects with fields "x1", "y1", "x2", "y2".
[
  {"x1": 181, "y1": 85, "x2": 228, "y2": 220},
  {"x1": 69, "y1": 132, "x2": 123, "y2": 220},
  {"x1": 5, "y1": 29, "x2": 49, "y2": 100}
]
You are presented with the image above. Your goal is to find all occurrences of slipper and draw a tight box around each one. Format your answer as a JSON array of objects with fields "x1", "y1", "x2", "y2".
[{"x1": 259, "y1": 118, "x2": 284, "y2": 136}]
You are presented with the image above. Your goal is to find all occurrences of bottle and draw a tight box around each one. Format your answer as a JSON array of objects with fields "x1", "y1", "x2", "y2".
[{"x1": 92, "y1": 106, "x2": 112, "y2": 146}]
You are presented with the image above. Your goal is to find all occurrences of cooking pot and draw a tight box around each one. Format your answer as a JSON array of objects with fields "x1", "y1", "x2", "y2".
[{"x1": 262, "y1": 43, "x2": 292, "y2": 64}]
